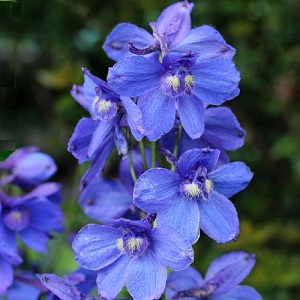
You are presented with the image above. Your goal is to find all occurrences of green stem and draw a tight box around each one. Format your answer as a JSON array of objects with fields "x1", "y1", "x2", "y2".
[
  {"x1": 151, "y1": 141, "x2": 156, "y2": 168},
  {"x1": 171, "y1": 124, "x2": 182, "y2": 171},
  {"x1": 128, "y1": 150, "x2": 137, "y2": 182},
  {"x1": 139, "y1": 139, "x2": 148, "y2": 171}
]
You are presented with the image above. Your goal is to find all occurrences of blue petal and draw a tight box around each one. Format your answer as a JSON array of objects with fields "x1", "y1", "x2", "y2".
[
  {"x1": 155, "y1": 1, "x2": 193, "y2": 47},
  {"x1": 120, "y1": 96, "x2": 144, "y2": 141},
  {"x1": 68, "y1": 118, "x2": 99, "y2": 164},
  {"x1": 79, "y1": 178, "x2": 132, "y2": 223},
  {"x1": 151, "y1": 224, "x2": 194, "y2": 270},
  {"x1": 215, "y1": 285, "x2": 262, "y2": 300},
  {"x1": 80, "y1": 134, "x2": 114, "y2": 190},
  {"x1": 126, "y1": 250, "x2": 167, "y2": 300},
  {"x1": 133, "y1": 168, "x2": 181, "y2": 213},
  {"x1": 0, "y1": 259, "x2": 14, "y2": 296},
  {"x1": 199, "y1": 190, "x2": 239, "y2": 243},
  {"x1": 205, "y1": 252, "x2": 256, "y2": 296},
  {"x1": 37, "y1": 274, "x2": 84, "y2": 300},
  {"x1": 204, "y1": 107, "x2": 246, "y2": 151},
  {"x1": 0, "y1": 240, "x2": 22, "y2": 265},
  {"x1": 209, "y1": 162, "x2": 253, "y2": 198},
  {"x1": 172, "y1": 25, "x2": 236, "y2": 60},
  {"x1": 138, "y1": 90, "x2": 176, "y2": 141},
  {"x1": 176, "y1": 94, "x2": 205, "y2": 139},
  {"x1": 19, "y1": 228, "x2": 49, "y2": 252},
  {"x1": 191, "y1": 58, "x2": 240, "y2": 105},
  {"x1": 102, "y1": 23, "x2": 155, "y2": 62},
  {"x1": 107, "y1": 56, "x2": 165, "y2": 97},
  {"x1": 72, "y1": 224, "x2": 122, "y2": 270},
  {"x1": 88, "y1": 119, "x2": 115, "y2": 158},
  {"x1": 156, "y1": 195, "x2": 200, "y2": 244},
  {"x1": 166, "y1": 267, "x2": 204, "y2": 300},
  {"x1": 176, "y1": 148, "x2": 220, "y2": 177},
  {"x1": 97, "y1": 255, "x2": 131, "y2": 300},
  {"x1": 26, "y1": 198, "x2": 64, "y2": 231}
]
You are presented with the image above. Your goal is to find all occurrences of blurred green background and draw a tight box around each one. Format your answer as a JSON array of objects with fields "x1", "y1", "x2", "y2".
[{"x1": 1, "y1": 0, "x2": 299, "y2": 299}]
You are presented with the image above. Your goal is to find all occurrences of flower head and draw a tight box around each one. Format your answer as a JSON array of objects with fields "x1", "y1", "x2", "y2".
[
  {"x1": 133, "y1": 148, "x2": 253, "y2": 244},
  {"x1": 166, "y1": 251, "x2": 262, "y2": 300},
  {"x1": 72, "y1": 218, "x2": 194, "y2": 300}
]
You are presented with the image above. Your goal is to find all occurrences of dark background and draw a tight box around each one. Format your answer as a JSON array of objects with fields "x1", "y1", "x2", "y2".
[{"x1": 0, "y1": 1, "x2": 299, "y2": 299}]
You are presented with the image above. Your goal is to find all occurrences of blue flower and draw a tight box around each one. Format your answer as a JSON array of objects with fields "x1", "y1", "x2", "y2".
[
  {"x1": 0, "y1": 195, "x2": 64, "y2": 253},
  {"x1": 0, "y1": 147, "x2": 57, "y2": 189},
  {"x1": 72, "y1": 218, "x2": 194, "y2": 300},
  {"x1": 108, "y1": 52, "x2": 240, "y2": 141},
  {"x1": 103, "y1": 1, "x2": 194, "y2": 61},
  {"x1": 165, "y1": 251, "x2": 262, "y2": 300},
  {"x1": 133, "y1": 148, "x2": 253, "y2": 244},
  {"x1": 103, "y1": 1, "x2": 235, "y2": 62},
  {"x1": 68, "y1": 68, "x2": 144, "y2": 164}
]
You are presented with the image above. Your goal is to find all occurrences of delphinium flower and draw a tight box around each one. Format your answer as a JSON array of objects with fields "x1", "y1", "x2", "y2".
[
  {"x1": 0, "y1": 147, "x2": 57, "y2": 188},
  {"x1": 68, "y1": 67, "x2": 144, "y2": 164},
  {"x1": 0, "y1": 241, "x2": 22, "y2": 296},
  {"x1": 160, "y1": 106, "x2": 246, "y2": 166},
  {"x1": 79, "y1": 148, "x2": 153, "y2": 223},
  {"x1": 166, "y1": 251, "x2": 262, "y2": 300},
  {"x1": 133, "y1": 148, "x2": 253, "y2": 244},
  {"x1": 0, "y1": 148, "x2": 64, "y2": 254},
  {"x1": 103, "y1": 1, "x2": 235, "y2": 62},
  {"x1": 107, "y1": 51, "x2": 240, "y2": 141},
  {"x1": 72, "y1": 217, "x2": 194, "y2": 300}
]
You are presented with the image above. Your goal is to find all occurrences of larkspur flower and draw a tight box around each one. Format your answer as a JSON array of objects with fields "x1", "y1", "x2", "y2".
[
  {"x1": 133, "y1": 148, "x2": 253, "y2": 244},
  {"x1": 103, "y1": 1, "x2": 235, "y2": 62},
  {"x1": 0, "y1": 147, "x2": 57, "y2": 188},
  {"x1": 166, "y1": 251, "x2": 262, "y2": 300},
  {"x1": 160, "y1": 106, "x2": 246, "y2": 166},
  {"x1": 0, "y1": 193, "x2": 64, "y2": 253},
  {"x1": 68, "y1": 68, "x2": 144, "y2": 164},
  {"x1": 79, "y1": 148, "x2": 153, "y2": 223},
  {"x1": 107, "y1": 51, "x2": 240, "y2": 141},
  {"x1": 103, "y1": 0, "x2": 194, "y2": 61},
  {"x1": 72, "y1": 218, "x2": 194, "y2": 300}
]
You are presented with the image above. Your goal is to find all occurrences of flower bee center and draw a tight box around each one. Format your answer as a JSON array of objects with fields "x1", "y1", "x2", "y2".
[
  {"x1": 3, "y1": 208, "x2": 30, "y2": 231},
  {"x1": 117, "y1": 228, "x2": 150, "y2": 257},
  {"x1": 92, "y1": 97, "x2": 117, "y2": 120}
]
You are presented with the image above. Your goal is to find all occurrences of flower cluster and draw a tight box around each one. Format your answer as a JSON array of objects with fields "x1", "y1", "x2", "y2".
[
  {"x1": 0, "y1": 1, "x2": 262, "y2": 299},
  {"x1": 0, "y1": 147, "x2": 64, "y2": 296},
  {"x1": 55, "y1": 1, "x2": 261, "y2": 299}
]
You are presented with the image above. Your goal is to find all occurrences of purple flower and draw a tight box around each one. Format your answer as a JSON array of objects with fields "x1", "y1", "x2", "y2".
[
  {"x1": 103, "y1": 1, "x2": 194, "y2": 61},
  {"x1": 0, "y1": 195, "x2": 64, "y2": 253},
  {"x1": 133, "y1": 148, "x2": 253, "y2": 244},
  {"x1": 72, "y1": 218, "x2": 194, "y2": 300},
  {"x1": 0, "y1": 147, "x2": 57, "y2": 189},
  {"x1": 107, "y1": 52, "x2": 240, "y2": 141},
  {"x1": 160, "y1": 106, "x2": 246, "y2": 166},
  {"x1": 79, "y1": 148, "x2": 153, "y2": 223},
  {"x1": 68, "y1": 68, "x2": 144, "y2": 163},
  {"x1": 166, "y1": 251, "x2": 262, "y2": 300},
  {"x1": 0, "y1": 241, "x2": 22, "y2": 296},
  {"x1": 103, "y1": 1, "x2": 235, "y2": 62}
]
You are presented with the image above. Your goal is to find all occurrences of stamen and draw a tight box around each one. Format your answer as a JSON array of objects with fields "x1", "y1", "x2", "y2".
[
  {"x1": 184, "y1": 182, "x2": 202, "y2": 198},
  {"x1": 184, "y1": 74, "x2": 194, "y2": 91},
  {"x1": 166, "y1": 75, "x2": 180, "y2": 92}
]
